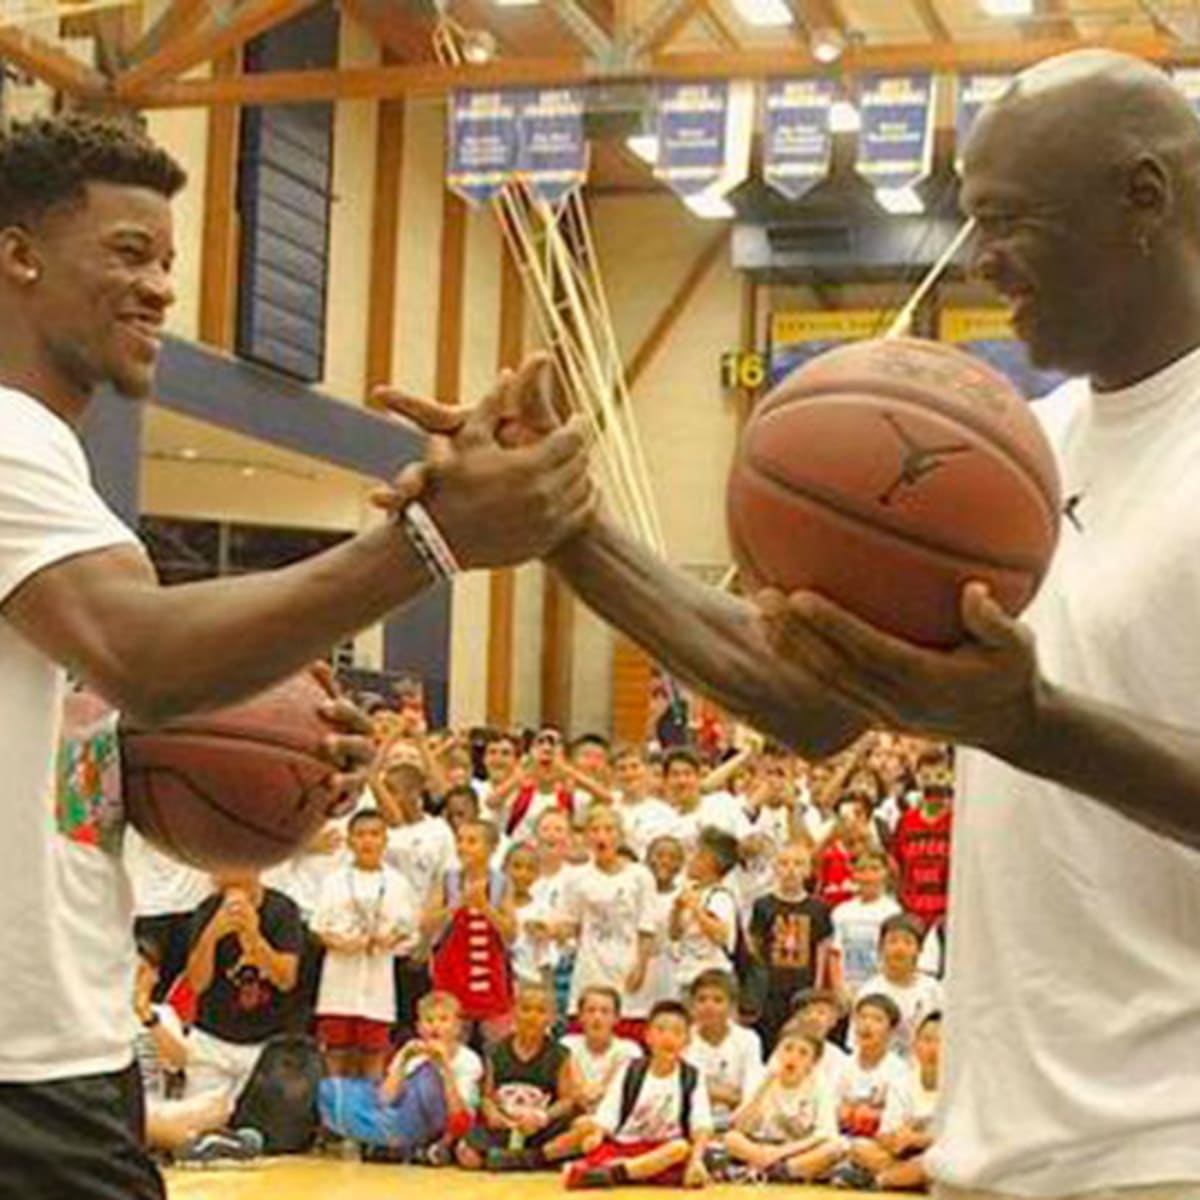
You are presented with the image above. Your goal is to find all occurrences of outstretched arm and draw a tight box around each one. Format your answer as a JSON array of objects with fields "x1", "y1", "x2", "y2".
[{"x1": 549, "y1": 518, "x2": 867, "y2": 760}]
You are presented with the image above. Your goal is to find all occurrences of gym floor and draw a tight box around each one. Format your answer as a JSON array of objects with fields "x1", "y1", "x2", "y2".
[{"x1": 165, "y1": 1159, "x2": 908, "y2": 1198}]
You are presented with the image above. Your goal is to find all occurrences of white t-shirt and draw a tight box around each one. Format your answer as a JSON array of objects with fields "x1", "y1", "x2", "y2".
[
  {"x1": 402, "y1": 1042, "x2": 484, "y2": 1111},
  {"x1": 740, "y1": 1071, "x2": 839, "y2": 1144},
  {"x1": 0, "y1": 388, "x2": 140, "y2": 1082},
  {"x1": 561, "y1": 1033, "x2": 641, "y2": 1099},
  {"x1": 512, "y1": 894, "x2": 553, "y2": 985},
  {"x1": 832, "y1": 896, "x2": 903, "y2": 995},
  {"x1": 881, "y1": 1064, "x2": 938, "y2": 1135},
  {"x1": 596, "y1": 1059, "x2": 715, "y2": 1143},
  {"x1": 685, "y1": 1024, "x2": 764, "y2": 1130},
  {"x1": 733, "y1": 803, "x2": 792, "y2": 915},
  {"x1": 563, "y1": 861, "x2": 657, "y2": 1015},
  {"x1": 671, "y1": 882, "x2": 738, "y2": 988},
  {"x1": 854, "y1": 972, "x2": 942, "y2": 1061},
  {"x1": 312, "y1": 865, "x2": 417, "y2": 1022},
  {"x1": 819, "y1": 1040, "x2": 852, "y2": 1097},
  {"x1": 625, "y1": 883, "x2": 679, "y2": 1013},
  {"x1": 386, "y1": 816, "x2": 457, "y2": 909},
  {"x1": 617, "y1": 797, "x2": 681, "y2": 860},
  {"x1": 123, "y1": 825, "x2": 212, "y2": 918},
  {"x1": 836, "y1": 1051, "x2": 910, "y2": 1139},
  {"x1": 262, "y1": 819, "x2": 353, "y2": 923},
  {"x1": 933, "y1": 355, "x2": 1200, "y2": 1195}
]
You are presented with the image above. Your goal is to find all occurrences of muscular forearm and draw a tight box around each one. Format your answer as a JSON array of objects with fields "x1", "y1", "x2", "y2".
[
  {"x1": 549, "y1": 519, "x2": 864, "y2": 758},
  {"x1": 999, "y1": 681, "x2": 1200, "y2": 851},
  {"x1": 26, "y1": 527, "x2": 431, "y2": 726}
]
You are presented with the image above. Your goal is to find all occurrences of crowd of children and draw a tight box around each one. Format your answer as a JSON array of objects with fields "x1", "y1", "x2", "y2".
[{"x1": 126, "y1": 706, "x2": 952, "y2": 1190}]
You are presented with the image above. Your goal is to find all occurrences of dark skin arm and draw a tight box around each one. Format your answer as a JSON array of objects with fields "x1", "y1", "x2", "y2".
[
  {"x1": 3, "y1": 362, "x2": 593, "y2": 727},
  {"x1": 759, "y1": 583, "x2": 1200, "y2": 852}
]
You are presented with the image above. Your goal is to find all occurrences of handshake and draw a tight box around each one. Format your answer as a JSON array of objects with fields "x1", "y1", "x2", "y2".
[{"x1": 372, "y1": 354, "x2": 596, "y2": 573}]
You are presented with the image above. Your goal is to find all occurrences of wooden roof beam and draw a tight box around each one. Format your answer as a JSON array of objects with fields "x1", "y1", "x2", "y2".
[
  {"x1": 115, "y1": 0, "x2": 322, "y2": 97},
  {"x1": 338, "y1": 0, "x2": 436, "y2": 61},
  {"x1": 1030, "y1": 0, "x2": 1078, "y2": 39},
  {"x1": 698, "y1": 0, "x2": 740, "y2": 51},
  {"x1": 126, "y1": 0, "x2": 214, "y2": 67},
  {"x1": 632, "y1": 0, "x2": 703, "y2": 54},
  {"x1": 129, "y1": 30, "x2": 1192, "y2": 106},
  {"x1": 911, "y1": 0, "x2": 951, "y2": 43},
  {"x1": 0, "y1": 24, "x2": 108, "y2": 96}
]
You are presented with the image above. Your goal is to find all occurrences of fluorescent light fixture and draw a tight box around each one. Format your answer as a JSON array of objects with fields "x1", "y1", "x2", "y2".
[
  {"x1": 460, "y1": 29, "x2": 498, "y2": 62},
  {"x1": 730, "y1": 0, "x2": 793, "y2": 27},
  {"x1": 685, "y1": 192, "x2": 736, "y2": 220},
  {"x1": 240, "y1": 466, "x2": 257, "y2": 478},
  {"x1": 830, "y1": 99, "x2": 861, "y2": 132},
  {"x1": 626, "y1": 133, "x2": 658, "y2": 165},
  {"x1": 980, "y1": 0, "x2": 1033, "y2": 14},
  {"x1": 810, "y1": 27, "x2": 845, "y2": 63},
  {"x1": 493, "y1": 0, "x2": 540, "y2": 7},
  {"x1": 875, "y1": 186, "x2": 925, "y2": 214},
  {"x1": 179, "y1": 447, "x2": 199, "y2": 460}
]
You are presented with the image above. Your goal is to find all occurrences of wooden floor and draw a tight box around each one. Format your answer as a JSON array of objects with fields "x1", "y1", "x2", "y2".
[{"x1": 165, "y1": 1158, "x2": 902, "y2": 1198}]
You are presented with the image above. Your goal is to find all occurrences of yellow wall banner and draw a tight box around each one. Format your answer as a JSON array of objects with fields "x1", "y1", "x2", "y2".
[
  {"x1": 768, "y1": 310, "x2": 882, "y2": 383},
  {"x1": 939, "y1": 307, "x2": 1067, "y2": 399}
]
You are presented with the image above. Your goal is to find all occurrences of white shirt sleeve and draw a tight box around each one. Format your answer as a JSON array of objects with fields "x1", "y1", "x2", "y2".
[
  {"x1": 879, "y1": 1074, "x2": 915, "y2": 1134},
  {"x1": 690, "y1": 1072, "x2": 715, "y2": 1136},
  {"x1": 813, "y1": 1074, "x2": 840, "y2": 1140},
  {"x1": 636, "y1": 866, "x2": 658, "y2": 936},
  {"x1": 707, "y1": 888, "x2": 740, "y2": 954},
  {"x1": 739, "y1": 1029, "x2": 766, "y2": 1098},
  {"x1": 310, "y1": 874, "x2": 346, "y2": 937},
  {"x1": 0, "y1": 396, "x2": 137, "y2": 605}
]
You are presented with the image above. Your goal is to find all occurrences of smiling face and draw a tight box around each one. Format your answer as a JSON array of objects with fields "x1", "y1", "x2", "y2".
[
  {"x1": 16, "y1": 182, "x2": 175, "y2": 402},
  {"x1": 665, "y1": 759, "x2": 701, "y2": 808}
]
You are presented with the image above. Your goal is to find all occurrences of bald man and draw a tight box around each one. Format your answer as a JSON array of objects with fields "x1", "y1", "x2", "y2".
[{"x1": 387, "y1": 51, "x2": 1200, "y2": 1200}]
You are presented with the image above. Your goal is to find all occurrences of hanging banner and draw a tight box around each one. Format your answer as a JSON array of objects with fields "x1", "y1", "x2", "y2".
[
  {"x1": 955, "y1": 73, "x2": 1011, "y2": 169},
  {"x1": 516, "y1": 88, "x2": 588, "y2": 206},
  {"x1": 939, "y1": 308, "x2": 1068, "y2": 400},
  {"x1": 856, "y1": 73, "x2": 936, "y2": 193},
  {"x1": 768, "y1": 310, "x2": 882, "y2": 386},
  {"x1": 654, "y1": 80, "x2": 753, "y2": 200},
  {"x1": 763, "y1": 78, "x2": 837, "y2": 202},
  {"x1": 446, "y1": 90, "x2": 519, "y2": 207},
  {"x1": 1174, "y1": 67, "x2": 1200, "y2": 118}
]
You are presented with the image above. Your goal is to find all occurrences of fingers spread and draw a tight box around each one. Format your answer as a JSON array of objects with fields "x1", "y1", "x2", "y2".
[{"x1": 319, "y1": 696, "x2": 375, "y2": 738}]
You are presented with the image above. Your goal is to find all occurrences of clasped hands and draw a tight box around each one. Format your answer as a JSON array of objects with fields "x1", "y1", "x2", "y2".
[{"x1": 374, "y1": 353, "x2": 1045, "y2": 754}]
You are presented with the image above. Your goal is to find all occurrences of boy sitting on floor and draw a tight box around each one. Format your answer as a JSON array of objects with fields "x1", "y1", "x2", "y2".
[
  {"x1": 457, "y1": 981, "x2": 583, "y2": 1172},
  {"x1": 723, "y1": 1027, "x2": 842, "y2": 1184},
  {"x1": 565, "y1": 1000, "x2": 714, "y2": 1190}
]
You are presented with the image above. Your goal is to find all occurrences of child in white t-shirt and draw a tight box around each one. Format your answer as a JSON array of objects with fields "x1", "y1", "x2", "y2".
[
  {"x1": 670, "y1": 828, "x2": 740, "y2": 992},
  {"x1": 827, "y1": 993, "x2": 910, "y2": 1187},
  {"x1": 507, "y1": 841, "x2": 552, "y2": 988},
  {"x1": 563, "y1": 986, "x2": 643, "y2": 1113},
  {"x1": 788, "y1": 990, "x2": 852, "y2": 1097},
  {"x1": 845, "y1": 1010, "x2": 941, "y2": 1191},
  {"x1": 723, "y1": 1029, "x2": 843, "y2": 1183},
  {"x1": 612, "y1": 747, "x2": 680, "y2": 860},
  {"x1": 684, "y1": 970, "x2": 764, "y2": 1133},
  {"x1": 855, "y1": 914, "x2": 943, "y2": 1060},
  {"x1": 625, "y1": 834, "x2": 684, "y2": 1016},
  {"x1": 313, "y1": 810, "x2": 418, "y2": 1079},
  {"x1": 562, "y1": 804, "x2": 657, "y2": 1031},
  {"x1": 830, "y1": 850, "x2": 901, "y2": 999}
]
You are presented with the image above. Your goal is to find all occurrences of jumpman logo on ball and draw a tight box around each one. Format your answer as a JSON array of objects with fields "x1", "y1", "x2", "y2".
[{"x1": 878, "y1": 414, "x2": 973, "y2": 507}]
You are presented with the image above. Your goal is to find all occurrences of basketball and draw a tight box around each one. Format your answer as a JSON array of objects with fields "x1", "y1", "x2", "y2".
[
  {"x1": 120, "y1": 672, "x2": 338, "y2": 871},
  {"x1": 727, "y1": 336, "x2": 1062, "y2": 647}
]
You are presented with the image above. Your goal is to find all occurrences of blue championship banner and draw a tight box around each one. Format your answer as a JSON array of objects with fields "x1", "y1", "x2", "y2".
[
  {"x1": 955, "y1": 73, "x2": 1011, "y2": 169},
  {"x1": 768, "y1": 310, "x2": 881, "y2": 386},
  {"x1": 939, "y1": 308, "x2": 1068, "y2": 401},
  {"x1": 516, "y1": 88, "x2": 588, "y2": 206},
  {"x1": 654, "y1": 80, "x2": 751, "y2": 200},
  {"x1": 856, "y1": 73, "x2": 936, "y2": 192},
  {"x1": 763, "y1": 78, "x2": 836, "y2": 202},
  {"x1": 446, "y1": 90, "x2": 519, "y2": 207}
]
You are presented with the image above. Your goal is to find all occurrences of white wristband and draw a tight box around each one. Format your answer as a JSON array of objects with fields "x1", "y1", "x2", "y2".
[{"x1": 400, "y1": 501, "x2": 461, "y2": 580}]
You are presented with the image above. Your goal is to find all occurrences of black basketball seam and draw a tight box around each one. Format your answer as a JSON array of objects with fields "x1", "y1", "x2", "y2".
[
  {"x1": 733, "y1": 463, "x2": 1047, "y2": 579},
  {"x1": 753, "y1": 383, "x2": 1059, "y2": 514}
]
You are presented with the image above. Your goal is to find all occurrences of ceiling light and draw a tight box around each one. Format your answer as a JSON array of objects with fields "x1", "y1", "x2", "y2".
[
  {"x1": 240, "y1": 466, "x2": 257, "y2": 478},
  {"x1": 179, "y1": 447, "x2": 198, "y2": 460},
  {"x1": 875, "y1": 186, "x2": 925, "y2": 215},
  {"x1": 810, "y1": 27, "x2": 845, "y2": 63},
  {"x1": 684, "y1": 192, "x2": 736, "y2": 220},
  {"x1": 626, "y1": 133, "x2": 658, "y2": 165},
  {"x1": 830, "y1": 99, "x2": 861, "y2": 132},
  {"x1": 493, "y1": 0, "x2": 540, "y2": 6},
  {"x1": 730, "y1": 0, "x2": 793, "y2": 28},
  {"x1": 460, "y1": 28, "x2": 498, "y2": 62},
  {"x1": 980, "y1": 0, "x2": 1033, "y2": 14}
]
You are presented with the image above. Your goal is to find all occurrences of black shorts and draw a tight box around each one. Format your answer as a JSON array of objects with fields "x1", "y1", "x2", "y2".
[
  {"x1": 464, "y1": 1114, "x2": 575, "y2": 1157},
  {"x1": 0, "y1": 1064, "x2": 165, "y2": 1200}
]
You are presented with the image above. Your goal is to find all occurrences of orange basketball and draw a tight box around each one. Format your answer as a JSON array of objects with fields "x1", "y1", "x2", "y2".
[
  {"x1": 726, "y1": 336, "x2": 1062, "y2": 647},
  {"x1": 121, "y1": 672, "x2": 337, "y2": 871}
]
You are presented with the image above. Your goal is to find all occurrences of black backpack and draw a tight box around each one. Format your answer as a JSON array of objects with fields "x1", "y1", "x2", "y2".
[
  {"x1": 230, "y1": 1033, "x2": 323, "y2": 1154},
  {"x1": 618, "y1": 1058, "x2": 700, "y2": 1139}
]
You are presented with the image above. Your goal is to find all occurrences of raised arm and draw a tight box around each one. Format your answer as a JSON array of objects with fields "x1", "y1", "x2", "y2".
[{"x1": 548, "y1": 518, "x2": 866, "y2": 760}]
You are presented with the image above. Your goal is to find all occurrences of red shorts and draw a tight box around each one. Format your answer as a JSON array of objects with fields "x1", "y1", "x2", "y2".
[
  {"x1": 580, "y1": 1138, "x2": 686, "y2": 1186},
  {"x1": 317, "y1": 1015, "x2": 393, "y2": 1053}
]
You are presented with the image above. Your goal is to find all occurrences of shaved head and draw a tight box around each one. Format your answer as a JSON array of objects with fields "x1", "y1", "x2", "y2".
[{"x1": 961, "y1": 51, "x2": 1200, "y2": 387}]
